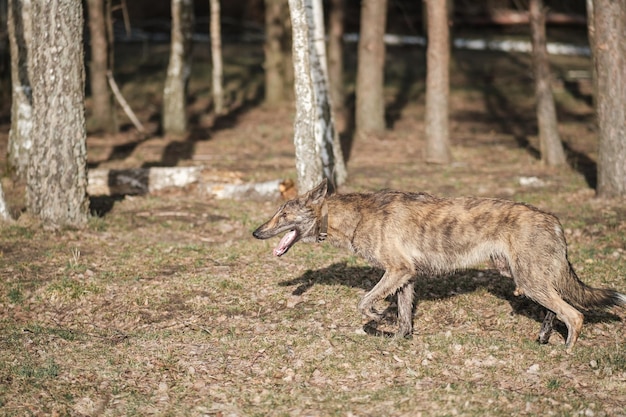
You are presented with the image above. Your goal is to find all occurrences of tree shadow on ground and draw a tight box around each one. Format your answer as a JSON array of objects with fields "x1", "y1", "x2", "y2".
[{"x1": 280, "y1": 262, "x2": 622, "y2": 340}]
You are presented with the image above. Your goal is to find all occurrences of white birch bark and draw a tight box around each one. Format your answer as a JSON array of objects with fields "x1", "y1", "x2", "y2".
[
  {"x1": 288, "y1": 0, "x2": 346, "y2": 192},
  {"x1": 288, "y1": 0, "x2": 323, "y2": 192},
  {"x1": 210, "y1": 0, "x2": 224, "y2": 114},
  {"x1": 0, "y1": 183, "x2": 12, "y2": 222}
]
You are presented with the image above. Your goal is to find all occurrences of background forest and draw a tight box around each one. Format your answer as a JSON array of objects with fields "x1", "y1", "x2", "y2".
[{"x1": 0, "y1": 0, "x2": 625, "y2": 415}]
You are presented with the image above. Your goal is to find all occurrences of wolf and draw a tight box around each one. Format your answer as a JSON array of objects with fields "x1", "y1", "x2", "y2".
[{"x1": 253, "y1": 179, "x2": 625, "y2": 351}]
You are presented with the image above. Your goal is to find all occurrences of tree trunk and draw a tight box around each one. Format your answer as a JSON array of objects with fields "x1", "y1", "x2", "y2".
[
  {"x1": 529, "y1": 0, "x2": 566, "y2": 166},
  {"x1": 0, "y1": 182, "x2": 12, "y2": 222},
  {"x1": 585, "y1": 0, "x2": 596, "y2": 110},
  {"x1": 86, "y1": 0, "x2": 117, "y2": 133},
  {"x1": 594, "y1": 0, "x2": 626, "y2": 197},
  {"x1": 7, "y1": 0, "x2": 32, "y2": 181},
  {"x1": 209, "y1": 0, "x2": 224, "y2": 114},
  {"x1": 263, "y1": 0, "x2": 289, "y2": 105},
  {"x1": 162, "y1": 0, "x2": 194, "y2": 135},
  {"x1": 355, "y1": 0, "x2": 387, "y2": 137},
  {"x1": 288, "y1": 0, "x2": 346, "y2": 192},
  {"x1": 424, "y1": 0, "x2": 452, "y2": 164},
  {"x1": 27, "y1": 0, "x2": 88, "y2": 229},
  {"x1": 328, "y1": 0, "x2": 345, "y2": 125}
]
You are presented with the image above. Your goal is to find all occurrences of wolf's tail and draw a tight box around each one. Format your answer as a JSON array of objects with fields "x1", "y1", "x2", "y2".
[{"x1": 560, "y1": 265, "x2": 626, "y2": 311}]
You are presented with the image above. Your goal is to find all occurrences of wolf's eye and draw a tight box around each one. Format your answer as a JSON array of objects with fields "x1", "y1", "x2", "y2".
[{"x1": 281, "y1": 212, "x2": 287, "y2": 219}]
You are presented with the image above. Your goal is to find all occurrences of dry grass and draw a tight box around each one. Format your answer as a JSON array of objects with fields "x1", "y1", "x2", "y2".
[{"x1": 1, "y1": 43, "x2": 625, "y2": 416}]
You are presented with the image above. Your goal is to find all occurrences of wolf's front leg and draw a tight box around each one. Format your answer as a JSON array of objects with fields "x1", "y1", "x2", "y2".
[{"x1": 358, "y1": 269, "x2": 414, "y2": 331}]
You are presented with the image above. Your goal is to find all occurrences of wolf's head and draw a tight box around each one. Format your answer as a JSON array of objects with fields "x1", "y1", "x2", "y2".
[{"x1": 253, "y1": 179, "x2": 328, "y2": 256}]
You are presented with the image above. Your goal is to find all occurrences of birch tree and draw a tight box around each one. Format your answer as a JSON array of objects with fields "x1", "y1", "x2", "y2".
[
  {"x1": 288, "y1": 0, "x2": 346, "y2": 192},
  {"x1": 0, "y1": 183, "x2": 12, "y2": 222},
  {"x1": 7, "y1": 0, "x2": 32, "y2": 180},
  {"x1": 27, "y1": 0, "x2": 88, "y2": 228},
  {"x1": 594, "y1": 0, "x2": 626, "y2": 197},
  {"x1": 424, "y1": 0, "x2": 452, "y2": 164},
  {"x1": 529, "y1": 0, "x2": 566, "y2": 166},
  {"x1": 162, "y1": 0, "x2": 194, "y2": 135},
  {"x1": 209, "y1": 0, "x2": 224, "y2": 114}
]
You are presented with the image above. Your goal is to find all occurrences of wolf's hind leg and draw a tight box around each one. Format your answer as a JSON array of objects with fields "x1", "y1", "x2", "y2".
[
  {"x1": 396, "y1": 281, "x2": 415, "y2": 338},
  {"x1": 358, "y1": 269, "x2": 413, "y2": 325},
  {"x1": 537, "y1": 310, "x2": 556, "y2": 344},
  {"x1": 528, "y1": 291, "x2": 583, "y2": 352}
]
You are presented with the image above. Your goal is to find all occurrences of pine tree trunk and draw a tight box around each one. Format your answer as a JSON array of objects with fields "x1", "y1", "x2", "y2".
[
  {"x1": 594, "y1": 0, "x2": 626, "y2": 197},
  {"x1": 27, "y1": 0, "x2": 88, "y2": 228},
  {"x1": 328, "y1": 0, "x2": 345, "y2": 125},
  {"x1": 585, "y1": 0, "x2": 596, "y2": 110},
  {"x1": 86, "y1": 0, "x2": 117, "y2": 133},
  {"x1": 529, "y1": 0, "x2": 566, "y2": 166},
  {"x1": 424, "y1": 0, "x2": 452, "y2": 164},
  {"x1": 162, "y1": 0, "x2": 194, "y2": 135},
  {"x1": 209, "y1": 0, "x2": 224, "y2": 114},
  {"x1": 7, "y1": 0, "x2": 32, "y2": 181},
  {"x1": 355, "y1": 0, "x2": 387, "y2": 137},
  {"x1": 264, "y1": 0, "x2": 288, "y2": 105}
]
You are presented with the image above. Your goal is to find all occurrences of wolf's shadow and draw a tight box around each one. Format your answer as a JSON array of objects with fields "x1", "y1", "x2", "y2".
[{"x1": 279, "y1": 262, "x2": 622, "y2": 340}]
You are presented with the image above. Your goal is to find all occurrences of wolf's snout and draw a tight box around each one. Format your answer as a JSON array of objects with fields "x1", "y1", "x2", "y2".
[{"x1": 252, "y1": 229, "x2": 263, "y2": 239}]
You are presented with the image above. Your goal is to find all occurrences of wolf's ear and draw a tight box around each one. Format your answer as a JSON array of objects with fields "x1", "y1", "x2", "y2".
[{"x1": 303, "y1": 178, "x2": 328, "y2": 205}]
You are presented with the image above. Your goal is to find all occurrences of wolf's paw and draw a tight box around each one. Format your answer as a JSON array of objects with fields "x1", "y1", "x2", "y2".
[{"x1": 362, "y1": 308, "x2": 383, "y2": 323}]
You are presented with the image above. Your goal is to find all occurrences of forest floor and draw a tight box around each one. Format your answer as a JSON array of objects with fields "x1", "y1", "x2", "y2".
[{"x1": 1, "y1": 40, "x2": 625, "y2": 416}]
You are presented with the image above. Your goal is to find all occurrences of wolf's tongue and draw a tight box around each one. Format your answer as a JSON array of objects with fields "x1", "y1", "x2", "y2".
[{"x1": 274, "y1": 230, "x2": 297, "y2": 257}]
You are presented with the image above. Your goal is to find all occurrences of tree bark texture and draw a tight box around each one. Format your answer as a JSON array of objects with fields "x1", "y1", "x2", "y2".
[
  {"x1": 529, "y1": 0, "x2": 566, "y2": 166},
  {"x1": 594, "y1": 0, "x2": 626, "y2": 197},
  {"x1": 263, "y1": 0, "x2": 290, "y2": 105},
  {"x1": 86, "y1": 0, "x2": 117, "y2": 133},
  {"x1": 327, "y1": 0, "x2": 345, "y2": 121},
  {"x1": 355, "y1": 0, "x2": 387, "y2": 137},
  {"x1": 7, "y1": 0, "x2": 32, "y2": 180},
  {"x1": 424, "y1": 0, "x2": 452, "y2": 164},
  {"x1": 162, "y1": 0, "x2": 194, "y2": 135},
  {"x1": 210, "y1": 0, "x2": 224, "y2": 114},
  {"x1": 27, "y1": 0, "x2": 88, "y2": 228}
]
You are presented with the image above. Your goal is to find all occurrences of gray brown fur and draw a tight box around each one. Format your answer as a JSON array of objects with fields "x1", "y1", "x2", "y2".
[{"x1": 253, "y1": 180, "x2": 626, "y2": 351}]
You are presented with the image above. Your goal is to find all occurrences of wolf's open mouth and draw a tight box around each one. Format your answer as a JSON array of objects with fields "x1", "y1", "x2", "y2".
[{"x1": 274, "y1": 229, "x2": 298, "y2": 257}]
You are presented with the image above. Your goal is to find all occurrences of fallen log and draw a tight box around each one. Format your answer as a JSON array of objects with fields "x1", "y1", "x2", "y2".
[{"x1": 87, "y1": 166, "x2": 294, "y2": 200}]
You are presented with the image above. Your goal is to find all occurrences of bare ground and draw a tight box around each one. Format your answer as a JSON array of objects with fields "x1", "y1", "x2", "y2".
[{"x1": 1, "y1": 45, "x2": 625, "y2": 416}]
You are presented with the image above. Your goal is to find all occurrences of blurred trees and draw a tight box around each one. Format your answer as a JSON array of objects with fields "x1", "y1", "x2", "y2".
[
  {"x1": 593, "y1": 0, "x2": 626, "y2": 197},
  {"x1": 7, "y1": 0, "x2": 32, "y2": 180},
  {"x1": 355, "y1": 0, "x2": 387, "y2": 138},
  {"x1": 327, "y1": 0, "x2": 345, "y2": 125},
  {"x1": 263, "y1": 0, "x2": 292, "y2": 105},
  {"x1": 162, "y1": 0, "x2": 194, "y2": 135},
  {"x1": 529, "y1": 0, "x2": 565, "y2": 166},
  {"x1": 86, "y1": 0, "x2": 117, "y2": 133},
  {"x1": 210, "y1": 0, "x2": 225, "y2": 114},
  {"x1": 424, "y1": 0, "x2": 452, "y2": 164},
  {"x1": 26, "y1": 0, "x2": 88, "y2": 228}
]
